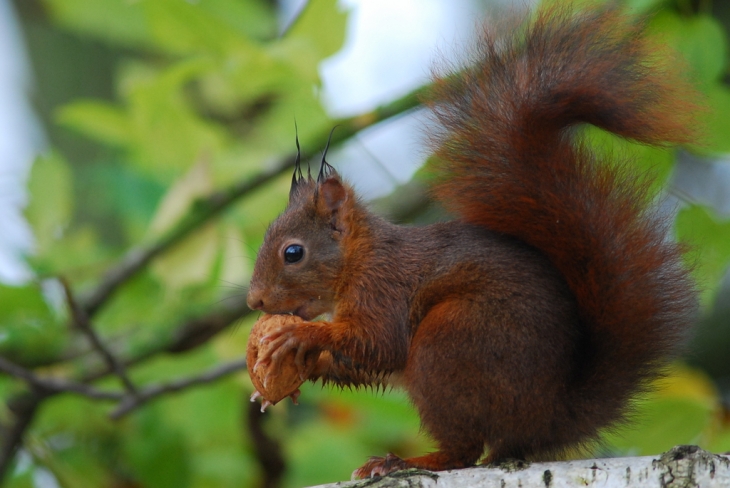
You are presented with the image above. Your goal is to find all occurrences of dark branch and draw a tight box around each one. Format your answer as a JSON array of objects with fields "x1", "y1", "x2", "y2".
[
  {"x1": 110, "y1": 357, "x2": 249, "y2": 419},
  {"x1": 0, "y1": 392, "x2": 45, "y2": 484},
  {"x1": 246, "y1": 396, "x2": 286, "y2": 488},
  {"x1": 0, "y1": 356, "x2": 122, "y2": 401},
  {"x1": 61, "y1": 278, "x2": 138, "y2": 395},
  {"x1": 81, "y1": 300, "x2": 253, "y2": 383},
  {"x1": 0, "y1": 349, "x2": 248, "y2": 418}
]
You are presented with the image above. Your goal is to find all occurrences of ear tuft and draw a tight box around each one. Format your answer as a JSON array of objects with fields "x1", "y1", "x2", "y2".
[{"x1": 289, "y1": 124, "x2": 304, "y2": 201}]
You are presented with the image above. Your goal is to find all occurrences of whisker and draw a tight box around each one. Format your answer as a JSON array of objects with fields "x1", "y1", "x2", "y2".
[
  {"x1": 219, "y1": 279, "x2": 248, "y2": 289},
  {"x1": 214, "y1": 294, "x2": 247, "y2": 306}
]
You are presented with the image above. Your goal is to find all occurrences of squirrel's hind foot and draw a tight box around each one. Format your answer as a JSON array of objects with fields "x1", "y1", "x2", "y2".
[
  {"x1": 352, "y1": 450, "x2": 479, "y2": 479},
  {"x1": 351, "y1": 453, "x2": 408, "y2": 479}
]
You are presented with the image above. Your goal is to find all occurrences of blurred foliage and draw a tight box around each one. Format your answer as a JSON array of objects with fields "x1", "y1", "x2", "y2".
[{"x1": 2, "y1": 0, "x2": 730, "y2": 487}]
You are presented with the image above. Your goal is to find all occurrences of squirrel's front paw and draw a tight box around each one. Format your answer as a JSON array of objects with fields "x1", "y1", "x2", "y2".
[
  {"x1": 246, "y1": 314, "x2": 318, "y2": 407},
  {"x1": 256, "y1": 320, "x2": 324, "y2": 383}
]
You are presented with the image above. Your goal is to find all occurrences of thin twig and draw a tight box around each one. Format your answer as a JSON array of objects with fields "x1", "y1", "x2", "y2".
[
  {"x1": 61, "y1": 278, "x2": 138, "y2": 396},
  {"x1": 0, "y1": 351, "x2": 248, "y2": 414},
  {"x1": 0, "y1": 356, "x2": 122, "y2": 401},
  {"x1": 0, "y1": 352, "x2": 247, "y2": 420},
  {"x1": 80, "y1": 300, "x2": 253, "y2": 383},
  {"x1": 110, "y1": 357, "x2": 249, "y2": 419},
  {"x1": 0, "y1": 354, "x2": 248, "y2": 481},
  {"x1": 0, "y1": 392, "x2": 45, "y2": 484}
]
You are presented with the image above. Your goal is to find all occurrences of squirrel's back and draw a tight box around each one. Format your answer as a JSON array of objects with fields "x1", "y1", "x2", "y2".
[{"x1": 427, "y1": 5, "x2": 698, "y2": 447}]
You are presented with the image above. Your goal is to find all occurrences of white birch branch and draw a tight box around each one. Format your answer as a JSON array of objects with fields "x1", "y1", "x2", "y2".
[{"x1": 311, "y1": 445, "x2": 730, "y2": 488}]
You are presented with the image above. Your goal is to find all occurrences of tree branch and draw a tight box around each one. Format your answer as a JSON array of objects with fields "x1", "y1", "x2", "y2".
[
  {"x1": 109, "y1": 357, "x2": 248, "y2": 419},
  {"x1": 0, "y1": 356, "x2": 122, "y2": 401},
  {"x1": 0, "y1": 350, "x2": 248, "y2": 419},
  {"x1": 246, "y1": 396, "x2": 286, "y2": 488},
  {"x1": 80, "y1": 300, "x2": 253, "y2": 384},
  {"x1": 0, "y1": 392, "x2": 45, "y2": 484},
  {"x1": 312, "y1": 446, "x2": 730, "y2": 488},
  {"x1": 0, "y1": 298, "x2": 254, "y2": 478},
  {"x1": 0, "y1": 354, "x2": 247, "y2": 480},
  {"x1": 61, "y1": 278, "x2": 137, "y2": 395}
]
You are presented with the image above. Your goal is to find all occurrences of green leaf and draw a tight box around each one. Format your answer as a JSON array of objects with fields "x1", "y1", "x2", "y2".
[
  {"x1": 284, "y1": 0, "x2": 347, "y2": 61},
  {"x1": 0, "y1": 284, "x2": 54, "y2": 323},
  {"x1": 580, "y1": 125, "x2": 676, "y2": 193},
  {"x1": 25, "y1": 152, "x2": 73, "y2": 255},
  {"x1": 647, "y1": 12, "x2": 727, "y2": 86},
  {"x1": 692, "y1": 85, "x2": 730, "y2": 155},
  {"x1": 219, "y1": 225, "x2": 252, "y2": 288},
  {"x1": 5, "y1": 467, "x2": 34, "y2": 488},
  {"x1": 122, "y1": 408, "x2": 191, "y2": 488},
  {"x1": 274, "y1": 0, "x2": 348, "y2": 83},
  {"x1": 238, "y1": 87, "x2": 332, "y2": 168},
  {"x1": 89, "y1": 270, "x2": 172, "y2": 354},
  {"x1": 708, "y1": 426, "x2": 730, "y2": 453},
  {"x1": 151, "y1": 223, "x2": 220, "y2": 290},
  {"x1": 125, "y1": 59, "x2": 228, "y2": 178},
  {"x1": 603, "y1": 397, "x2": 713, "y2": 455},
  {"x1": 0, "y1": 283, "x2": 66, "y2": 365},
  {"x1": 26, "y1": 226, "x2": 108, "y2": 278},
  {"x1": 56, "y1": 100, "x2": 132, "y2": 147},
  {"x1": 42, "y1": 0, "x2": 150, "y2": 49},
  {"x1": 623, "y1": 0, "x2": 670, "y2": 16},
  {"x1": 675, "y1": 205, "x2": 730, "y2": 308},
  {"x1": 148, "y1": 160, "x2": 214, "y2": 237},
  {"x1": 150, "y1": 370, "x2": 257, "y2": 487},
  {"x1": 142, "y1": 0, "x2": 256, "y2": 56},
  {"x1": 77, "y1": 160, "x2": 167, "y2": 243},
  {"x1": 194, "y1": 0, "x2": 276, "y2": 41},
  {"x1": 286, "y1": 421, "x2": 373, "y2": 487},
  {"x1": 601, "y1": 365, "x2": 720, "y2": 455}
]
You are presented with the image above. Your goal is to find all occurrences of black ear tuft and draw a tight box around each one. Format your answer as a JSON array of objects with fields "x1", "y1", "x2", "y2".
[
  {"x1": 289, "y1": 122, "x2": 304, "y2": 200},
  {"x1": 317, "y1": 126, "x2": 338, "y2": 183}
]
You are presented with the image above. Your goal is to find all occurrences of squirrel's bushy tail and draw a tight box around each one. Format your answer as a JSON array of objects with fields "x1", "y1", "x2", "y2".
[{"x1": 429, "y1": 5, "x2": 698, "y2": 444}]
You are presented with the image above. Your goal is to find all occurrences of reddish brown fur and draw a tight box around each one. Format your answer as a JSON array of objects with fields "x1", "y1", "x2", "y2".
[{"x1": 247, "y1": 5, "x2": 698, "y2": 478}]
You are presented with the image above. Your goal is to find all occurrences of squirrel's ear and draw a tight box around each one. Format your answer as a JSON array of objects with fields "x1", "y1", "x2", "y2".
[
  {"x1": 320, "y1": 177, "x2": 347, "y2": 212},
  {"x1": 315, "y1": 176, "x2": 351, "y2": 233}
]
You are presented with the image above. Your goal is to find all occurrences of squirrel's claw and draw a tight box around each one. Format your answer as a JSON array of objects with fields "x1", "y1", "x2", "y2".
[
  {"x1": 251, "y1": 390, "x2": 273, "y2": 413},
  {"x1": 352, "y1": 453, "x2": 408, "y2": 479},
  {"x1": 259, "y1": 324, "x2": 297, "y2": 346},
  {"x1": 251, "y1": 358, "x2": 263, "y2": 373},
  {"x1": 289, "y1": 388, "x2": 301, "y2": 405}
]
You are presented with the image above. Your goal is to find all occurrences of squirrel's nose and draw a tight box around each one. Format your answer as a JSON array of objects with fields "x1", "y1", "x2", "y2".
[{"x1": 247, "y1": 289, "x2": 265, "y2": 311}]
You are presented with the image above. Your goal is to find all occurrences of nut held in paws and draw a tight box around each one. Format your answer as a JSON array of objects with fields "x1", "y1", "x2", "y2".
[{"x1": 247, "y1": 314, "x2": 308, "y2": 405}]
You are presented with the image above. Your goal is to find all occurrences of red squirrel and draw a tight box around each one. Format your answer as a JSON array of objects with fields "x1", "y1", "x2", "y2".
[{"x1": 246, "y1": 5, "x2": 699, "y2": 478}]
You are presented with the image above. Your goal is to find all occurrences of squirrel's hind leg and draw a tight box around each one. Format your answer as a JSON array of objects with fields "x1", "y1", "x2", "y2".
[{"x1": 353, "y1": 299, "x2": 494, "y2": 478}]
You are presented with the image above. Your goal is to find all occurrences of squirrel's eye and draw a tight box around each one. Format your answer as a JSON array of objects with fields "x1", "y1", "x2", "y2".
[{"x1": 284, "y1": 244, "x2": 304, "y2": 264}]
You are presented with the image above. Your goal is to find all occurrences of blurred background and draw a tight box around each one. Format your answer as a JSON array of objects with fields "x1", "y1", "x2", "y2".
[{"x1": 1, "y1": 0, "x2": 730, "y2": 486}]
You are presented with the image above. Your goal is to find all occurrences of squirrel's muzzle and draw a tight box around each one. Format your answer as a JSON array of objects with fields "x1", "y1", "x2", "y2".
[{"x1": 247, "y1": 288, "x2": 265, "y2": 311}]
